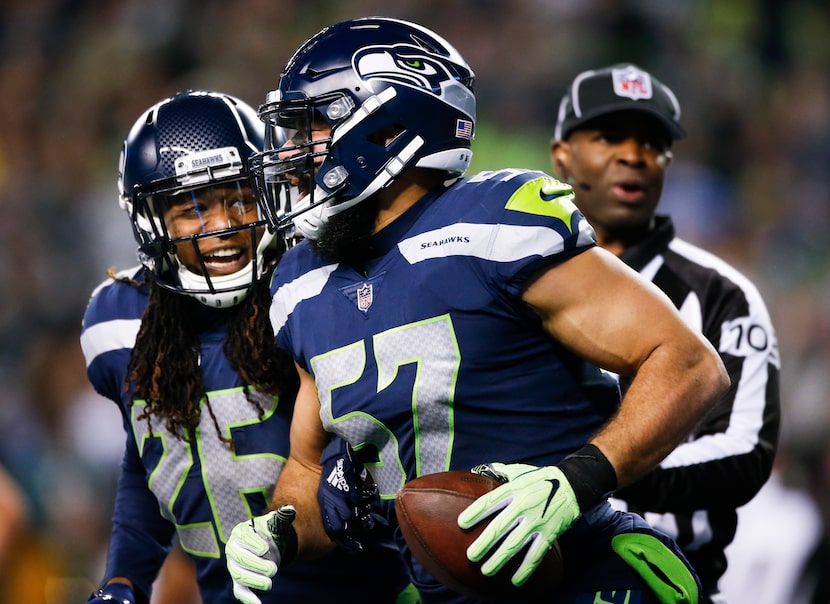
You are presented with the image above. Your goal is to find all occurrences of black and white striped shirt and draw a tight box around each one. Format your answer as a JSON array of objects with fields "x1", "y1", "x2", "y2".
[{"x1": 609, "y1": 216, "x2": 781, "y2": 597}]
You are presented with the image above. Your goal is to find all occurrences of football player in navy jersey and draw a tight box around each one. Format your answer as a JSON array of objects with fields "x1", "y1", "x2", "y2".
[
  {"x1": 81, "y1": 90, "x2": 412, "y2": 604},
  {"x1": 550, "y1": 64, "x2": 781, "y2": 604},
  {"x1": 224, "y1": 17, "x2": 730, "y2": 604}
]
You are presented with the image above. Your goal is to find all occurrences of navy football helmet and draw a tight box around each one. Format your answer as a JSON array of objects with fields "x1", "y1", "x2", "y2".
[
  {"x1": 118, "y1": 90, "x2": 289, "y2": 307},
  {"x1": 250, "y1": 17, "x2": 476, "y2": 239}
]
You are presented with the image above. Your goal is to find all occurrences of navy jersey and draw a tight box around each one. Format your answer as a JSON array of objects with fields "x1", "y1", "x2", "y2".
[
  {"x1": 609, "y1": 216, "x2": 781, "y2": 596},
  {"x1": 81, "y1": 267, "x2": 409, "y2": 603},
  {"x1": 270, "y1": 169, "x2": 620, "y2": 498}
]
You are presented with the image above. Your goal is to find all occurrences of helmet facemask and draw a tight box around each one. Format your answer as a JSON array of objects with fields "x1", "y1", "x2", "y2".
[
  {"x1": 251, "y1": 92, "x2": 340, "y2": 241},
  {"x1": 124, "y1": 147, "x2": 276, "y2": 308},
  {"x1": 118, "y1": 90, "x2": 284, "y2": 308}
]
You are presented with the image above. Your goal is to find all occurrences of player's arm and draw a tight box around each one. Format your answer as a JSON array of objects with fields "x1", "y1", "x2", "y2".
[
  {"x1": 90, "y1": 440, "x2": 176, "y2": 604},
  {"x1": 271, "y1": 362, "x2": 336, "y2": 560},
  {"x1": 459, "y1": 246, "x2": 729, "y2": 586},
  {"x1": 527, "y1": 246, "x2": 729, "y2": 484},
  {"x1": 616, "y1": 289, "x2": 780, "y2": 511},
  {"x1": 226, "y1": 362, "x2": 334, "y2": 604}
]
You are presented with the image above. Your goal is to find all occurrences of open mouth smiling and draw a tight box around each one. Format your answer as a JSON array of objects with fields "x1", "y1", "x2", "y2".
[{"x1": 203, "y1": 246, "x2": 248, "y2": 272}]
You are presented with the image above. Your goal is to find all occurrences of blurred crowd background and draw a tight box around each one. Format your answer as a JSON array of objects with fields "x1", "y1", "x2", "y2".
[{"x1": 0, "y1": 1, "x2": 828, "y2": 602}]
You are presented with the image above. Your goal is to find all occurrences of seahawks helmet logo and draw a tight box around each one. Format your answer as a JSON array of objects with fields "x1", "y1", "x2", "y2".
[{"x1": 353, "y1": 44, "x2": 457, "y2": 95}]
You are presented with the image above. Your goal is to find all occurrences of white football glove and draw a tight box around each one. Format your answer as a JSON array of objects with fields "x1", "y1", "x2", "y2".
[{"x1": 225, "y1": 505, "x2": 297, "y2": 604}]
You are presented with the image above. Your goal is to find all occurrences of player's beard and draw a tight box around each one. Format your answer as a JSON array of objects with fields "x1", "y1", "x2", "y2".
[{"x1": 312, "y1": 197, "x2": 379, "y2": 268}]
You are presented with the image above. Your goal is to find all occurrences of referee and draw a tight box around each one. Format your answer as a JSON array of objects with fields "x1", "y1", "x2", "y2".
[{"x1": 550, "y1": 63, "x2": 781, "y2": 604}]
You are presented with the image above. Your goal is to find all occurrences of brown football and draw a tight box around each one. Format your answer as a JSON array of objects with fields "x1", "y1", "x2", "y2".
[{"x1": 395, "y1": 470, "x2": 563, "y2": 601}]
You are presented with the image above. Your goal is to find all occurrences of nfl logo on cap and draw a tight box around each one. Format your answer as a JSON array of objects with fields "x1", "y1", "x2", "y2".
[
  {"x1": 554, "y1": 62, "x2": 687, "y2": 141},
  {"x1": 611, "y1": 65, "x2": 653, "y2": 101}
]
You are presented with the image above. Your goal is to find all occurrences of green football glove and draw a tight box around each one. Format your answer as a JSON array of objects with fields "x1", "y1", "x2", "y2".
[
  {"x1": 458, "y1": 444, "x2": 617, "y2": 587},
  {"x1": 458, "y1": 463, "x2": 578, "y2": 586},
  {"x1": 226, "y1": 505, "x2": 298, "y2": 604}
]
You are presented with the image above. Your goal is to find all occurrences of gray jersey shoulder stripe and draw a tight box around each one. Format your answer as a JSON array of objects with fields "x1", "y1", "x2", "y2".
[{"x1": 270, "y1": 264, "x2": 338, "y2": 334}]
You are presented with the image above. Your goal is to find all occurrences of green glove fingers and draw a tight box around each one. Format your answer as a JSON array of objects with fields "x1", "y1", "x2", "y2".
[
  {"x1": 461, "y1": 446, "x2": 619, "y2": 588},
  {"x1": 232, "y1": 582, "x2": 264, "y2": 604},
  {"x1": 225, "y1": 505, "x2": 297, "y2": 604},
  {"x1": 514, "y1": 532, "x2": 558, "y2": 586},
  {"x1": 458, "y1": 464, "x2": 581, "y2": 587}
]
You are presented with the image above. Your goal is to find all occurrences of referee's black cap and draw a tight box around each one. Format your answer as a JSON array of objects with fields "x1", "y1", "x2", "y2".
[{"x1": 554, "y1": 63, "x2": 686, "y2": 141}]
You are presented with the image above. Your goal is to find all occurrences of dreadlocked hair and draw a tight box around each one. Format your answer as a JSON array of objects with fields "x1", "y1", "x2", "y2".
[
  {"x1": 224, "y1": 267, "x2": 299, "y2": 406},
  {"x1": 115, "y1": 262, "x2": 297, "y2": 448}
]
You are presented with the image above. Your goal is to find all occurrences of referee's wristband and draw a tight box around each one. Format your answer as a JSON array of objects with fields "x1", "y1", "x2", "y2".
[{"x1": 557, "y1": 443, "x2": 618, "y2": 512}]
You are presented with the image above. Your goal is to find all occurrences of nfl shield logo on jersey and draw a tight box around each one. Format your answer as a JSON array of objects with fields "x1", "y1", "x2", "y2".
[
  {"x1": 612, "y1": 65, "x2": 653, "y2": 100},
  {"x1": 357, "y1": 283, "x2": 373, "y2": 312}
]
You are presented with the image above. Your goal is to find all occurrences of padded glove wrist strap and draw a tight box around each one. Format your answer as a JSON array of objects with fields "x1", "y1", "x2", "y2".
[{"x1": 557, "y1": 443, "x2": 618, "y2": 511}]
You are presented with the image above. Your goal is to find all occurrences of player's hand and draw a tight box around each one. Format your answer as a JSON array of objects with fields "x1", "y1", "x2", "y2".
[
  {"x1": 317, "y1": 439, "x2": 382, "y2": 553},
  {"x1": 458, "y1": 462, "x2": 580, "y2": 587},
  {"x1": 459, "y1": 445, "x2": 617, "y2": 587},
  {"x1": 226, "y1": 505, "x2": 298, "y2": 604},
  {"x1": 87, "y1": 583, "x2": 135, "y2": 604}
]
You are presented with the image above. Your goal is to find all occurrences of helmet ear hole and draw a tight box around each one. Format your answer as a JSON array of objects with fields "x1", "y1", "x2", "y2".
[{"x1": 367, "y1": 124, "x2": 405, "y2": 146}]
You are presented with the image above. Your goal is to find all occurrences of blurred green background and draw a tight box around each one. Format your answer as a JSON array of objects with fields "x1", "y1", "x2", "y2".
[{"x1": 0, "y1": 1, "x2": 828, "y2": 602}]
